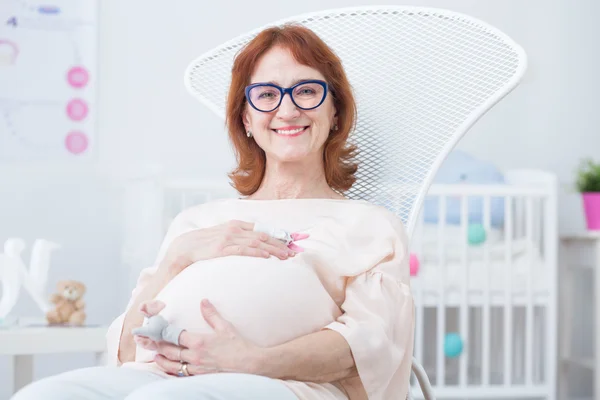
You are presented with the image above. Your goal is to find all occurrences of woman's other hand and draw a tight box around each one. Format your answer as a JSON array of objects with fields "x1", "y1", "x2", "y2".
[
  {"x1": 137, "y1": 299, "x2": 265, "y2": 376},
  {"x1": 163, "y1": 220, "x2": 295, "y2": 274}
]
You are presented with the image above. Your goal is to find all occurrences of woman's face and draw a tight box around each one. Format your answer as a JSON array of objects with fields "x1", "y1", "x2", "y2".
[{"x1": 242, "y1": 46, "x2": 337, "y2": 164}]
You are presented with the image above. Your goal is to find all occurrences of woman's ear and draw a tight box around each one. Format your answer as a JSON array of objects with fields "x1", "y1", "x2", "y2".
[
  {"x1": 242, "y1": 109, "x2": 251, "y2": 132},
  {"x1": 331, "y1": 107, "x2": 338, "y2": 127}
]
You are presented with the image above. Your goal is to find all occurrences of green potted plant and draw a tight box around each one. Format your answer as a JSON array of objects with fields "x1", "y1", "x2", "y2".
[{"x1": 576, "y1": 158, "x2": 600, "y2": 230}]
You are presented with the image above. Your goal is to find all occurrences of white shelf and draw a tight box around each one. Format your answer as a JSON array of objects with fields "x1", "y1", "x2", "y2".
[
  {"x1": 561, "y1": 231, "x2": 600, "y2": 241},
  {"x1": 1, "y1": 325, "x2": 108, "y2": 396},
  {"x1": 0, "y1": 325, "x2": 107, "y2": 355},
  {"x1": 562, "y1": 357, "x2": 595, "y2": 371}
]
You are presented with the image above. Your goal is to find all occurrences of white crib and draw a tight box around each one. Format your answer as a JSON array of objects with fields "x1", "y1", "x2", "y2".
[
  {"x1": 409, "y1": 169, "x2": 558, "y2": 400},
  {"x1": 120, "y1": 169, "x2": 558, "y2": 400}
]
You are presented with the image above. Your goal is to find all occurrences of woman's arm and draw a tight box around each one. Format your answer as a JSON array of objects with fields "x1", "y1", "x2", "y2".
[
  {"x1": 255, "y1": 328, "x2": 358, "y2": 383},
  {"x1": 139, "y1": 299, "x2": 357, "y2": 384}
]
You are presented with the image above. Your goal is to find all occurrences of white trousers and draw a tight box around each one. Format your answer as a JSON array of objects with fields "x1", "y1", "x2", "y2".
[{"x1": 11, "y1": 366, "x2": 299, "y2": 400}]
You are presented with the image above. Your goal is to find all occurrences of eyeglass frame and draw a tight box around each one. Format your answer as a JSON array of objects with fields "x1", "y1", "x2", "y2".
[{"x1": 244, "y1": 79, "x2": 329, "y2": 113}]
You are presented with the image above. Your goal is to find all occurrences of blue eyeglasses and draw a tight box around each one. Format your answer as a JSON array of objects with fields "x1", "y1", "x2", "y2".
[{"x1": 245, "y1": 79, "x2": 328, "y2": 113}]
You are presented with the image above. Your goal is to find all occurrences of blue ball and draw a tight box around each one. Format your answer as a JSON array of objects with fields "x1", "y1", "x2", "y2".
[
  {"x1": 444, "y1": 333, "x2": 463, "y2": 358},
  {"x1": 467, "y1": 223, "x2": 486, "y2": 245}
]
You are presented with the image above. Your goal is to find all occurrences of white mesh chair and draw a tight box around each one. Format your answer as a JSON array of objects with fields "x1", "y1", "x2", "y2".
[{"x1": 183, "y1": 6, "x2": 527, "y2": 399}]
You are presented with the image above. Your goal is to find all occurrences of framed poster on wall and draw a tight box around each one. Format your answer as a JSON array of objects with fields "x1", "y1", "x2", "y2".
[{"x1": 0, "y1": 0, "x2": 98, "y2": 163}]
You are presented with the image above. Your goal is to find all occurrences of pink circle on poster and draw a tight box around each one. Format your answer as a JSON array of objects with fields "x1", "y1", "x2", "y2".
[
  {"x1": 65, "y1": 131, "x2": 89, "y2": 154},
  {"x1": 67, "y1": 66, "x2": 89, "y2": 88},
  {"x1": 66, "y1": 99, "x2": 88, "y2": 121}
]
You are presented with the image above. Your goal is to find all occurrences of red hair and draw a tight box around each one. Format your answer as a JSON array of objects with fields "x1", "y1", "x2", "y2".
[{"x1": 225, "y1": 24, "x2": 358, "y2": 196}]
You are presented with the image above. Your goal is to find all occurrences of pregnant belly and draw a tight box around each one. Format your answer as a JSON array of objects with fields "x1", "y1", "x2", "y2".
[{"x1": 153, "y1": 256, "x2": 340, "y2": 348}]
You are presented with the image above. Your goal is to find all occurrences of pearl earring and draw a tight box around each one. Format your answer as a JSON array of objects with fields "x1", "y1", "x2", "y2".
[
  {"x1": 247, "y1": 130, "x2": 252, "y2": 138},
  {"x1": 333, "y1": 124, "x2": 338, "y2": 131}
]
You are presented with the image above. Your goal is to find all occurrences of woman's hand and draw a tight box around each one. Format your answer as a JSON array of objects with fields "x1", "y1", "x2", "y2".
[
  {"x1": 135, "y1": 299, "x2": 265, "y2": 376},
  {"x1": 163, "y1": 220, "x2": 296, "y2": 274}
]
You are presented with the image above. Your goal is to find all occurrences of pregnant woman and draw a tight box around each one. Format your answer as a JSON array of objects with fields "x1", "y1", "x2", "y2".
[{"x1": 12, "y1": 24, "x2": 415, "y2": 400}]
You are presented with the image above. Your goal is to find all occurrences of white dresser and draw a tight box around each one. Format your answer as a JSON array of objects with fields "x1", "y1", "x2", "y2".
[{"x1": 560, "y1": 232, "x2": 600, "y2": 400}]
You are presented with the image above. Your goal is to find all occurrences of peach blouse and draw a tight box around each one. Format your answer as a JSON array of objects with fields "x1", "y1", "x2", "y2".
[{"x1": 105, "y1": 198, "x2": 415, "y2": 400}]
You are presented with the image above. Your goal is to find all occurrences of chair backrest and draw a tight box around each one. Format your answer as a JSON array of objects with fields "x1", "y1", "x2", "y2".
[{"x1": 183, "y1": 6, "x2": 527, "y2": 237}]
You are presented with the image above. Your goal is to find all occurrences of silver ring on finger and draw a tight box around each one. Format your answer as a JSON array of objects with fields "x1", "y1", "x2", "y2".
[
  {"x1": 178, "y1": 347, "x2": 183, "y2": 362},
  {"x1": 254, "y1": 223, "x2": 292, "y2": 245},
  {"x1": 177, "y1": 361, "x2": 190, "y2": 377}
]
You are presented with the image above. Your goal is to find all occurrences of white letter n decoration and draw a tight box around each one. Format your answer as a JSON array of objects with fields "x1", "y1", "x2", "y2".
[{"x1": 0, "y1": 238, "x2": 61, "y2": 319}]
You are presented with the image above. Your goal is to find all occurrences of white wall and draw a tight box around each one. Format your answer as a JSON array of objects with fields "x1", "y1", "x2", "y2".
[
  {"x1": 98, "y1": 0, "x2": 600, "y2": 231},
  {"x1": 1, "y1": 0, "x2": 598, "y2": 398}
]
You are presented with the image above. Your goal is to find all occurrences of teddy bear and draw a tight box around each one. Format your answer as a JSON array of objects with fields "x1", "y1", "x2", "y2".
[{"x1": 46, "y1": 280, "x2": 87, "y2": 326}]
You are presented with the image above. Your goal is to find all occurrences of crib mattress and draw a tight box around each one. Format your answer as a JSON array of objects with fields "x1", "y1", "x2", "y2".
[{"x1": 410, "y1": 252, "x2": 551, "y2": 306}]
